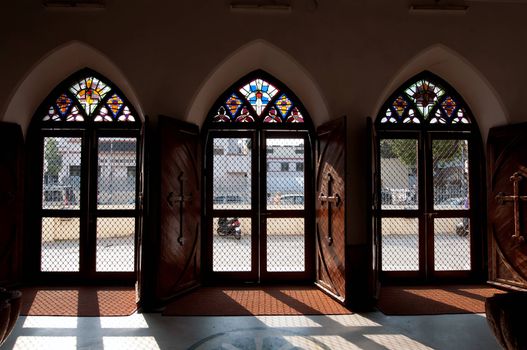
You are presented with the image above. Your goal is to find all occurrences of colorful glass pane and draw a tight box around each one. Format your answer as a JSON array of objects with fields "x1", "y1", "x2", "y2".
[
  {"x1": 56, "y1": 94, "x2": 73, "y2": 116},
  {"x1": 429, "y1": 109, "x2": 447, "y2": 124},
  {"x1": 402, "y1": 109, "x2": 420, "y2": 124},
  {"x1": 239, "y1": 79, "x2": 279, "y2": 116},
  {"x1": 69, "y1": 76, "x2": 111, "y2": 115},
  {"x1": 286, "y1": 107, "x2": 304, "y2": 123},
  {"x1": 452, "y1": 109, "x2": 470, "y2": 124},
  {"x1": 235, "y1": 106, "x2": 255, "y2": 122},
  {"x1": 441, "y1": 96, "x2": 457, "y2": 117},
  {"x1": 118, "y1": 106, "x2": 135, "y2": 122},
  {"x1": 263, "y1": 107, "x2": 282, "y2": 123},
  {"x1": 392, "y1": 96, "x2": 407, "y2": 117},
  {"x1": 107, "y1": 94, "x2": 124, "y2": 116},
  {"x1": 66, "y1": 106, "x2": 84, "y2": 122},
  {"x1": 275, "y1": 94, "x2": 293, "y2": 117},
  {"x1": 43, "y1": 106, "x2": 61, "y2": 122},
  {"x1": 94, "y1": 107, "x2": 113, "y2": 122},
  {"x1": 225, "y1": 94, "x2": 242, "y2": 117},
  {"x1": 381, "y1": 109, "x2": 397, "y2": 123},
  {"x1": 405, "y1": 79, "x2": 445, "y2": 118},
  {"x1": 212, "y1": 106, "x2": 231, "y2": 123}
]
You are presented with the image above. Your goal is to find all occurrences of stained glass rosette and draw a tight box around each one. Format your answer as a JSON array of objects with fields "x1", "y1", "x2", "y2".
[
  {"x1": 69, "y1": 77, "x2": 111, "y2": 116},
  {"x1": 405, "y1": 79, "x2": 445, "y2": 119},
  {"x1": 239, "y1": 79, "x2": 278, "y2": 116}
]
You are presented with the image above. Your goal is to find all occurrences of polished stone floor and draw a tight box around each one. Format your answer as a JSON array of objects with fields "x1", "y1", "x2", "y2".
[{"x1": 2, "y1": 311, "x2": 500, "y2": 349}]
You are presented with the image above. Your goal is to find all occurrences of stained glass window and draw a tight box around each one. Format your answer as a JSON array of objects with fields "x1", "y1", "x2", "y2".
[
  {"x1": 208, "y1": 73, "x2": 308, "y2": 125},
  {"x1": 378, "y1": 73, "x2": 471, "y2": 126},
  {"x1": 41, "y1": 71, "x2": 139, "y2": 124}
]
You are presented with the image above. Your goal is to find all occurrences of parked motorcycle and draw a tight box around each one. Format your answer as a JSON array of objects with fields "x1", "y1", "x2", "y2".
[{"x1": 217, "y1": 217, "x2": 242, "y2": 240}]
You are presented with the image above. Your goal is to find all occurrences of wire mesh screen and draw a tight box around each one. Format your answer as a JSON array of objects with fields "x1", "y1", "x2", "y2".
[
  {"x1": 266, "y1": 138, "x2": 305, "y2": 210},
  {"x1": 41, "y1": 217, "x2": 80, "y2": 272},
  {"x1": 213, "y1": 138, "x2": 251, "y2": 210},
  {"x1": 434, "y1": 218, "x2": 471, "y2": 271},
  {"x1": 97, "y1": 137, "x2": 137, "y2": 210},
  {"x1": 266, "y1": 218, "x2": 305, "y2": 272},
  {"x1": 213, "y1": 217, "x2": 251, "y2": 272},
  {"x1": 432, "y1": 139, "x2": 469, "y2": 209},
  {"x1": 96, "y1": 217, "x2": 135, "y2": 272},
  {"x1": 381, "y1": 218, "x2": 419, "y2": 271},
  {"x1": 42, "y1": 137, "x2": 82, "y2": 210},
  {"x1": 380, "y1": 139, "x2": 418, "y2": 210}
]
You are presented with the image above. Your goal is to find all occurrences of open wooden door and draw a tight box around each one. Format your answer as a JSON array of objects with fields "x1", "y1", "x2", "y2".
[
  {"x1": 488, "y1": 123, "x2": 527, "y2": 290},
  {"x1": 142, "y1": 116, "x2": 201, "y2": 308},
  {"x1": 315, "y1": 116, "x2": 347, "y2": 303}
]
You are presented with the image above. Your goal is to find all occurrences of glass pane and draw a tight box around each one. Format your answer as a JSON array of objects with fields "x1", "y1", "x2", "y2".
[
  {"x1": 97, "y1": 137, "x2": 137, "y2": 210},
  {"x1": 381, "y1": 218, "x2": 419, "y2": 271},
  {"x1": 212, "y1": 138, "x2": 251, "y2": 210},
  {"x1": 213, "y1": 217, "x2": 251, "y2": 272},
  {"x1": 266, "y1": 218, "x2": 305, "y2": 272},
  {"x1": 96, "y1": 218, "x2": 135, "y2": 272},
  {"x1": 267, "y1": 138, "x2": 305, "y2": 210},
  {"x1": 434, "y1": 218, "x2": 471, "y2": 271},
  {"x1": 42, "y1": 137, "x2": 82, "y2": 210},
  {"x1": 433, "y1": 139, "x2": 469, "y2": 209},
  {"x1": 41, "y1": 217, "x2": 80, "y2": 272},
  {"x1": 380, "y1": 139, "x2": 418, "y2": 210}
]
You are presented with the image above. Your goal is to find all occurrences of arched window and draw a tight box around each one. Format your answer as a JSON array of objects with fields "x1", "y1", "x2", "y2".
[
  {"x1": 203, "y1": 70, "x2": 314, "y2": 283},
  {"x1": 28, "y1": 68, "x2": 141, "y2": 283},
  {"x1": 375, "y1": 71, "x2": 483, "y2": 283}
]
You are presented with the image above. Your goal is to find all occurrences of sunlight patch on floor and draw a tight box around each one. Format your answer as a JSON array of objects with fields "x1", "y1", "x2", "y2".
[
  {"x1": 364, "y1": 334, "x2": 434, "y2": 350},
  {"x1": 255, "y1": 315, "x2": 322, "y2": 328},
  {"x1": 13, "y1": 336, "x2": 77, "y2": 349},
  {"x1": 22, "y1": 316, "x2": 78, "y2": 329}
]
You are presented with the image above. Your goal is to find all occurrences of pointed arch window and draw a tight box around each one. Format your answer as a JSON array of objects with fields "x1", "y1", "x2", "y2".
[
  {"x1": 206, "y1": 71, "x2": 311, "y2": 128},
  {"x1": 29, "y1": 68, "x2": 141, "y2": 282},
  {"x1": 374, "y1": 71, "x2": 483, "y2": 283}
]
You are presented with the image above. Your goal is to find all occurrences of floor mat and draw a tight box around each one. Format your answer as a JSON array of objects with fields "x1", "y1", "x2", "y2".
[
  {"x1": 20, "y1": 286, "x2": 137, "y2": 316},
  {"x1": 162, "y1": 286, "x2": 352, "y2": 316},
  {"x1": 377, "y1": 285, "x2": 507, "y2": 315}
]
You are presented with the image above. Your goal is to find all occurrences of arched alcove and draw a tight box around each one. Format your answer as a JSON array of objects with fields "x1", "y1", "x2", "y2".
[
  {"x1": 186, "y1": 39, "x2": 329, "y2": 127},
  {"x1": 373, "y1": 44, "x2": 508, "y2": 143},
  {"x1": 1, "y1": 41, "x2": 144, "y2": 136}
]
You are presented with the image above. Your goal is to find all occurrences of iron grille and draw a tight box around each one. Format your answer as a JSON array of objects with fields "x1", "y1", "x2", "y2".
[
  {"x1": 97, "y1": 137, "x2": 137, "y2": 210},
  {"x1": 432, "y1": 139, "x2": 469, "y2": 208},
  {"x1": 212, "y1": 217, "x2": 251, "y2": 272},
  {"x1": 266, "y1": 218, "x2": 305, "y2": 272},
  {"x1": 434, "y1": 218, "x2": 471, "y2": 271},
  {"x1": 96, "y1": 217, "x2": 135, "y2": 272},
  {"x1": 42, "y1": 137, "x2": 82, "y2": 210},
  {"x1": 266, "y1": 138, "x2": 305, "y2": 210},
  {"x1": 381, "y1": 218, "x2": 419, "y2": 271},
  {"x1": 212, "y1": 138, "x2": 251, "y2": 210},
  {"x1": 41, "y1": 217, "x2": 80, "y2": 272},
  {"x1": 380, "y1": 139, "x2": 418, "y2": 210}
]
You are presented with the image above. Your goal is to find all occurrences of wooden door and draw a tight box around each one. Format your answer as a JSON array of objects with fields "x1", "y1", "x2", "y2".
[
  {"x1": 315, "y1": 116, "x2": 347, "y2": 303},
  {"x1": 0, "y1": 122, "x2": 23, "y2": 286},
  {"x1": 155, "y1": 116, "x2": 201, "y2": 303},
  {"x1": 488, "y1": 123, "x2": 527, "y2": 290}
]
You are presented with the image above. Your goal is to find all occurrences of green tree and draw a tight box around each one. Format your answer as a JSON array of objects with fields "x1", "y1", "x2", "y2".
[
  {"x1": 381, "y1": 139, "x2": 463, "y2": 166},
  {"x1": 45, "y1": 138, "x2": 63, "y2": 178}
]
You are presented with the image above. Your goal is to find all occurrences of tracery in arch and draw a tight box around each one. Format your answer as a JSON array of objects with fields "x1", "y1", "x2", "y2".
[
  {"x1": 209, "y1": 74, "x2": 306, "y2": 124},
  {"x1": 41, "y1": 72, "x2": 138, "y2": 124},
  {"x1": 379, "y1": 74, "x2": 471, "y2": 125}
]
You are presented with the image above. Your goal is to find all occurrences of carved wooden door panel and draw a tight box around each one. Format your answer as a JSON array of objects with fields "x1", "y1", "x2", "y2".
[
  {"x1": 488, "y1": 123, "x2": 527, "y2": 290},
  {"x1": 315, "y1": 116, "x2": 347, "y2": 303},
  {"x1": 0, "y1": 122, "x2": 23, "y2": 286},
  {"x1": 156, "y1": 116, "x2": 201, "y2": 302}
]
